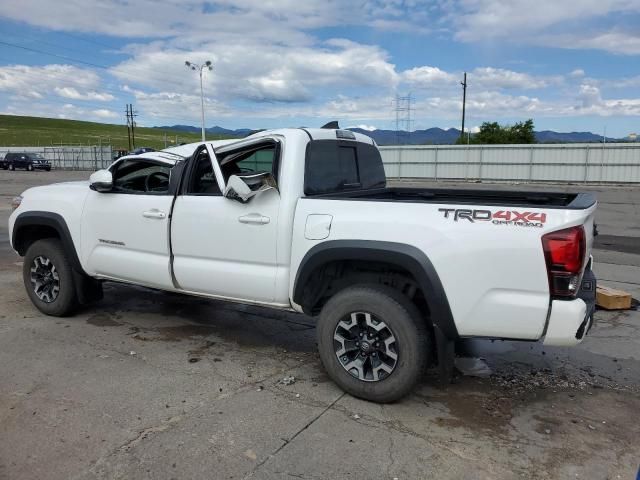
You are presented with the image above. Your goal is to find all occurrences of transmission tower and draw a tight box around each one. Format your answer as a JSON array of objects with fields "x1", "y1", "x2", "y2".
[{"x1": 394, "y1": 93, "x2": 413, "y2": 145}]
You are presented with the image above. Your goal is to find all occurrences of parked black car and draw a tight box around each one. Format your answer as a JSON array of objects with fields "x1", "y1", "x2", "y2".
[{"x1": 2, "y1": 152, "x2": 51, "y2": 171}]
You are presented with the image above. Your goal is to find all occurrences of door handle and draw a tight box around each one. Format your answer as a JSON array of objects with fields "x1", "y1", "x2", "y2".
[
  {"x1": 143, "y1": 209, "x2": 166, "y2": 219},
  {"x1": 238, "y1": 213, "x2": 270, "y2": 225}
]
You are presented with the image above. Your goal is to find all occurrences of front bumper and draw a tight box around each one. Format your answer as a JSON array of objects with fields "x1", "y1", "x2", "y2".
[
  {"x1": 33, "y1": 163, "x2": 51, "y2": 170},
  {"x1": 543, "y1": 265, "x2": 596, "y2": 346}
]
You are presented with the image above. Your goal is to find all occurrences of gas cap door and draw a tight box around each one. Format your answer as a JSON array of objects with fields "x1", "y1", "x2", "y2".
[{"x1": 304, "y1": 214, "x2": 333, "y2": 240}]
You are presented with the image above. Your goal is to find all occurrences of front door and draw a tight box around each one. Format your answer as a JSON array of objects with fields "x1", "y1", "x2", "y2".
[
  {"x1": 171, "y1": 142, "x2": 281, "y2": 304},
  {"x1": 80, "y1": 157, "x2": 176, "y2": 289}
]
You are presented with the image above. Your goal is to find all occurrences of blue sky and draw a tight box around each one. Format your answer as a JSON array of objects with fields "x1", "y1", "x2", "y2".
[{"x1": 0, "y1": 0, "x2": 639, "y2": 137}]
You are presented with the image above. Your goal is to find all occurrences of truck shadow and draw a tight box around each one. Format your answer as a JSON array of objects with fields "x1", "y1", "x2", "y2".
[
  {"x1": 86, "y1": 282, "x2": 640, "y2": 394},
  {"x1": 90, "y1": 282, "x2": 318, "y2": 353}
]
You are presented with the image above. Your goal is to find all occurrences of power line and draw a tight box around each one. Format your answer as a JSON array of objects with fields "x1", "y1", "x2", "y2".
[
  {"x1": 0, "y1": 39, "x2": 192, "y2": 91},
  {"x1": 3, "y1": 32, "x2": 120, "y2": 61}
]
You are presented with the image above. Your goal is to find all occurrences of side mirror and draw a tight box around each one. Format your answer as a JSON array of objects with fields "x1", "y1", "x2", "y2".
[
  {"x1": 223, "y1": 172, "x2": 277, "y2": 203},
  {"x1": 89, "y1": 169, "x2": 113, "y2": 192}
]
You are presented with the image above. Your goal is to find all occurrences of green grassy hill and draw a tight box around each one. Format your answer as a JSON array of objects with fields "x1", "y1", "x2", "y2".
[{"x1": 0, "y1": 114, "x2": 232, "y2": 149}]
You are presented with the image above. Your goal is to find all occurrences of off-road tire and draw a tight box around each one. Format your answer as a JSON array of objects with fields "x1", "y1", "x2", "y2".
[
  {"x1": 23, "y1": 239, "x2": 78, "y2": 316},
  {"x1": 317, "y1": 284, "x2": 429, "y2": 403}
]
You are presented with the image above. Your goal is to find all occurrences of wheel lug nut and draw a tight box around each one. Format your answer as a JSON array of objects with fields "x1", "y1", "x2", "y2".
[
  {"x1": 342, "y1": 356, "x2": 347, "y2": 361},
  {"x1": 356, "y1": 342, "x2": 359, "y2": 346},
  {"x1": 359, "y1": 333, "x2": 363, "y2": 337}
]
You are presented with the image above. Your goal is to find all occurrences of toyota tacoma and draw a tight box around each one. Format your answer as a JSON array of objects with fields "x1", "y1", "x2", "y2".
[{"x1": 8, "y1": 126, "x2": 597, "y2": 402}]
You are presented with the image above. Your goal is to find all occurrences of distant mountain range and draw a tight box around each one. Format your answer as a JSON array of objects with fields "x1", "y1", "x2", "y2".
[
  {"x1": 156, "y1": 124, "x2": 256, "y2": 137},
  {"x1": 155, "y1": 124, "x2": 619, "y2": 145},
  {"x1": 350, "y1": 127, "x2": 617, "y2": 145}
]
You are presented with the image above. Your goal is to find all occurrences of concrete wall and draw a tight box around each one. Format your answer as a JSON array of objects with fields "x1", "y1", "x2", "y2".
[{"x1": 379, "y1": 143, "x2": 640, "y2": 184}]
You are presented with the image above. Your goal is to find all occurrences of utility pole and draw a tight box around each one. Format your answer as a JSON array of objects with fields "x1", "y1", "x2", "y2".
[
  {"x1": 460, "y1": 72, "x2": 467, "y2": 142},
  {"x1": 130, "y1": 103, "x2": 137, "y2": 149},
  {"x1": 125, "y1": 104, "x2": 132, "y2": 151}
]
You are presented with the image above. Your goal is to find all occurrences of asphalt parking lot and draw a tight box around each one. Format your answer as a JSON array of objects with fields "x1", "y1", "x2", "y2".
[{"x1": 1, "y1": 170, "x2": 639, "y2": 480}]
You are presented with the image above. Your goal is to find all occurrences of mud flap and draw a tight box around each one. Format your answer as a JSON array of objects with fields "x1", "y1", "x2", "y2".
[
  {"x1": 434, "y1": 325, "x2": 456, "y2": 384},
  {"x1": 73, "y1": 270, "x2": 104, "y2": 305}
]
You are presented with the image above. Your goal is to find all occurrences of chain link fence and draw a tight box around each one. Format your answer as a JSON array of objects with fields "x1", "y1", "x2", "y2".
[{"x1": 0, "y1": 145, "x2": 113, "y2": 170}]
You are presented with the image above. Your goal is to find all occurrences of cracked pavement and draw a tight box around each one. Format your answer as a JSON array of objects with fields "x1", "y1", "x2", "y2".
[{"x1": 1, "y1": 171, "x2": 639, "y2": 479}]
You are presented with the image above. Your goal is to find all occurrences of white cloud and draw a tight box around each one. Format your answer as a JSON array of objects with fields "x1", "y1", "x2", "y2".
[
  {"x1": 446, "y1": 0, "x2": 640, "y2": 55},
  {"x1": 0, "y1": 64, "x2": 113, "y2": 103},
  {"x1": 402, "y1": 66, "x2": 558, "y2": 91},
  {"x1": 469, "y1": 67, "x2": 558, "y2": 89},
  {"x1": 348, "y1": 124, "x2": 378, "y2": 131},
  {"x1": 0, "y1": 0, "x2": 432, "y2": 43},
  {"x1": 54, "y1": 87, "x2": 114, "y2": 101},
  {"x1": 402, "y1": 66, "x2": 457, "y2": 87},
  {"x1": 92, "y1": 108, "x2": 118, "y2": 119},
  {"x1": 110, "y1": 39, "x2": 398, "y2": 104},
  {"x1": 574, "y1": 83, "x2": 640, "y2": 115},
  {"x1": 0, "y1": 0, "x2": 637, "y2": 131}
]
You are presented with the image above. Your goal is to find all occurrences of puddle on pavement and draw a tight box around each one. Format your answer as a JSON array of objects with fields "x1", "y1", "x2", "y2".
[
  {"x1": 455, "y1": 337, "x2": 640, "y2": 389},
  {"x1": 86, "y1": 313, "x2": 121, "y2": 327}
]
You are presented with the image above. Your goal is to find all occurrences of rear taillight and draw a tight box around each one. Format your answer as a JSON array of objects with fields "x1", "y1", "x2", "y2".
[{"x1": 542, "y1": 226, "x2": 586, "y2": 297}]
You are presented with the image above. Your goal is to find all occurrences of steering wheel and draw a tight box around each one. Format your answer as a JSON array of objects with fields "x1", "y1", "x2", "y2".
[{"x1": 145, "y1": 171, "x2": 170, "y2": 192}]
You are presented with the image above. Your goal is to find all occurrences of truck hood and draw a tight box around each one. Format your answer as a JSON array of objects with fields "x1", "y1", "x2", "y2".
[{"x1": 23, "y1": 180, "x2": 89, "y2": 196}]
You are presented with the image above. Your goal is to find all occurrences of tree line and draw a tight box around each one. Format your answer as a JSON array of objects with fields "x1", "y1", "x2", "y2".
[{"x1": 457, "y1": 119, "x2": 535, "y2": 144}]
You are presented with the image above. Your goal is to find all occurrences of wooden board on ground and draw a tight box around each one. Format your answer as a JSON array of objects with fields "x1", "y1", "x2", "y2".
[{"x1": 596, "y1": 285, "x2": 632, "y2": 310}]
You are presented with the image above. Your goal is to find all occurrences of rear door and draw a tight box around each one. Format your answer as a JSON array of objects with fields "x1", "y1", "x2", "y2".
[
  {"x1": 80, "y1": 157, "x2": 177, "y2": 289},
  {"x1": 171, "y1": 140, "x2": 282, "y2": 303}
]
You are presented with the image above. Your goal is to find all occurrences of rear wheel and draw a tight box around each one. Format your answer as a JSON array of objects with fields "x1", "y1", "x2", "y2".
[
  {"x1": 23, "y1": 239, "x2": 78, "y2": 316},
  {"x1": 9, "y1": 163, "x2": 15, "y2": 171},
  {"x1": 317, "y1": 285, "x2": 429, "y2": 403}
]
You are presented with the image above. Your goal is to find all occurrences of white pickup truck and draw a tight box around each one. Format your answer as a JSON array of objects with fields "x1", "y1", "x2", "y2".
[{"x1": 9, "y1": 126, "x2": 597, "y2": 402}]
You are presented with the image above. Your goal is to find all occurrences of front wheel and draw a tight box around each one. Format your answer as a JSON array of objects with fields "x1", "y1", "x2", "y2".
[
  {"x1": 27, "y1": 164, "x2": 34, "y2": 171},
  {"x1": 23, "y1": 239, "x2": 78, "y2": 316},
  {"x1": 317, "y1": 285, "x2": 429, "y2": 403}
]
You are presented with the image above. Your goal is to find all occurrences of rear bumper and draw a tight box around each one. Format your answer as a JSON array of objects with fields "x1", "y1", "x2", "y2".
[
  {"x1": 543, "y1": 266, "x2": 596, "y2": 346},
  {"x1": 543, "y1": 298, "x2": 592, "y2": 346}
]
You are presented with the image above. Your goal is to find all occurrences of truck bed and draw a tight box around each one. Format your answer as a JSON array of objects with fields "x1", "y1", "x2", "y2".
[{"x1": 310, "y1": 187, "x2": 596, "y2": 210}]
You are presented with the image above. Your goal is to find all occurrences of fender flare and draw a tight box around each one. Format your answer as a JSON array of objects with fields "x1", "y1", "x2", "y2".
[
  {"x1": 293, "y1": 240, "x2": 459, "y2": 340},
  {"x1": 12, "y1": 211, "x2": 85, "y2": 274}
]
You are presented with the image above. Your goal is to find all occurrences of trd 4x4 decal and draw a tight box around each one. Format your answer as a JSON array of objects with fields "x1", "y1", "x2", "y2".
[{"x1": 438, "y1": 208, "x2": 547, "y2": 227}]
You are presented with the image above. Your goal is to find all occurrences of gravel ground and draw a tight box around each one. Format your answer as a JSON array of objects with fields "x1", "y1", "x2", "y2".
[{"x1": 1, "y1": 170, "x2": 639, "y2": 480}]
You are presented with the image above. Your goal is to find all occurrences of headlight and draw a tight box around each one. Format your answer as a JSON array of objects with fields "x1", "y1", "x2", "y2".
[{"x1": 11, "y1": 195, "x2": 23, "y2": 210}]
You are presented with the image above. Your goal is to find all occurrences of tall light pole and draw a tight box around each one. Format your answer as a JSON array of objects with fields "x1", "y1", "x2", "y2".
[{"x1": 185, "y1": 60, "x2": 213, "y2": 142}]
